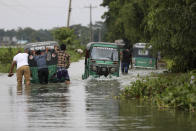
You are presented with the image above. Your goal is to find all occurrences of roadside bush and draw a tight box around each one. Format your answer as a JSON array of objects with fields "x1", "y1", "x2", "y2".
[
  {"x1": 0, "y1": 48, "x2": 21, "y2": 72},
  {"x1": 120, "y1": 72, "x2": 196, "y2": 112},
  {"x1": 67, "y1": 49, "x2": 84, "y2": 62}
]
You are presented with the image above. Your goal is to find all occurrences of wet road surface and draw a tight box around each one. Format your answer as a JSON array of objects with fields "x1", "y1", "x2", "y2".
[{"x1": 0, "y1": 60, "x2": 196, "y2": 131}]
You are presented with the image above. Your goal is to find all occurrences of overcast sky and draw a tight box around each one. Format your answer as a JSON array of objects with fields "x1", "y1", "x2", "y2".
[{"x1": 0, "y1": 0, "x2": 107, "y2": 30}]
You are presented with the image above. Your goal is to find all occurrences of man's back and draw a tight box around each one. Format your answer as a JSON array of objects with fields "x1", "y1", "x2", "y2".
[
  {"x1": 57, "y1": 50, "x2": 70, "y2": 68},
  {"x1": 122, "y1": 49, "x2": 131, "y2": 63},
  {"x1": 13, "y1": 53, "x2": 29, "y2": 69},
  {"x1": 34, "y1": 53, "x2": 47, "y2": 69}
]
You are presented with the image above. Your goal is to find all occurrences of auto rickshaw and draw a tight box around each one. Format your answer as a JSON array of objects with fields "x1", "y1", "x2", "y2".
[
  {"x1": 82, "y1": 42, "x2": 120, "y2": 79},
  {"x1": 24, "y1": 41, "x2": 60, "y2": 83},
  {"x1": 132, "y1": 43, "x2": 157, "y2": 69}
]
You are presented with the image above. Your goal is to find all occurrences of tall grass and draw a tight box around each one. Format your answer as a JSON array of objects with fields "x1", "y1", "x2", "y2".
[{"x1": 120, "y1": 71, "x2": 196, "y2": 112}]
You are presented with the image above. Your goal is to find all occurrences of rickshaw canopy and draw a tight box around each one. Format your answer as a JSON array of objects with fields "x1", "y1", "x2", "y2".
[{"x1": 24, "y1": 41, "x2": 58, "y2": 51}]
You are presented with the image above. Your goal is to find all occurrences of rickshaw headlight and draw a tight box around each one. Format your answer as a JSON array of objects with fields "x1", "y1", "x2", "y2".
[
  {"x1": 92, "y1": 65, "x2": 97, "y2": 71},
  {"x1": 110, "y1": 67, "x2": 116, "y2": 73}
]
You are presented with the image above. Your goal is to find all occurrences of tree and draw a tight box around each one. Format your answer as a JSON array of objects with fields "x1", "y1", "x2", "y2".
[
  {"x1": 101, "y1": 0, "x2": 148, "y2": 46},
  {"x1": 146, "y1": 0, "x2": 196, "y2": 72},
  {"x1": 91, "y1": 21, "x2": 107, "y2": 42},
  {"x1": 102, "y1": 0, "x2": 196, "y2": 72},
  {"x1": 70, "y1": 24, "x2": 90, "y2": 45},
  {"x1": 101, "y1": 0, "x2": 125, "y2": 42},
  {"x1": 52, "y1": 27, "x2": 80, "y2": 49}
]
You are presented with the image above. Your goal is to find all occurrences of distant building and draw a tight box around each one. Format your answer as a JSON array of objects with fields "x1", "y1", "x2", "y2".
[
  {"x1": 2, "y1": 36, "x2": 11, "y2": 43},
  {"x1": 12, "y1": 36, "x2": 18, "y2": 43},
  {"x1": 17, "y1": 40, "x2": 28, "y2": 45}
]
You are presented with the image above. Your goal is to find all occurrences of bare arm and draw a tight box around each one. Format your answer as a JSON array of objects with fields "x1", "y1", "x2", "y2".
[
  {"x1": 54, "y1": 45, "x2": 59, "y2": 53},
  {"x1": 45, "y1": 47, "x2": 49, "y2": 53},
  {"x1": 66, "y1": 54, "x2": 70, "y2": 69},
  {"x1": 33, "y1": 50, "x2": 36, "y2": 55},
  {"x1": 8, "y1": 61, "x2": 16, "y2": 77}
]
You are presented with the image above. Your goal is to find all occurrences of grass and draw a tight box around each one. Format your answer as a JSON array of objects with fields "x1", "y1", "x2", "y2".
[{"x1": 119, "y1": 71, "x2": 196, "y2": 112}]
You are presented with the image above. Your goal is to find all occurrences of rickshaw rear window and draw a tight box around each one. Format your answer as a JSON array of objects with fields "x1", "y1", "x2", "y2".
[
  {"x1": 133, "y1": 48, "x2": 153, "y2": 58},
  {"x1": 138, "y1": 49, "x2": 149, "y2": 56}
]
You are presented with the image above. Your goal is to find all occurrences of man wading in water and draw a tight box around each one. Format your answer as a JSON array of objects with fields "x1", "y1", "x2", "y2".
[
  {"x1": 33, "y1": 49, "x2": 49, "y2": 84},
  {"x1": 55, "y1": 44, "x2": 70, "y2": 85},
  {"x1": 8, "y1": 49, "x2": 30, "y2": 87},
  {"x1": 121, "y1": 48, "x2": 132, "y2": 74}
]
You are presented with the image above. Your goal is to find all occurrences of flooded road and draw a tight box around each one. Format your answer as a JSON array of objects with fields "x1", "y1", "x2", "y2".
[{"x1": 0, "y1": 60, "x2": 196, "y2": 131}]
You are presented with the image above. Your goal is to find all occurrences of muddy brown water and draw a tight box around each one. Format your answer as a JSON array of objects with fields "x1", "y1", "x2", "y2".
[{"x1": 0, "y1": 60, "x2": 196, "y2": 131}]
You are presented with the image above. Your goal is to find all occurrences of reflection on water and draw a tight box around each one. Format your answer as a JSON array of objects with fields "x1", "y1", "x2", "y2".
[
  {"x1": 85, "y1": 79, "x2": 121, "y2": 130},
  {"x1": 0, "y1": 61, "x2": 196, "y2": 131},
  {"x1": 26, "y1": 85, "x2": 70, "y2": 130}
]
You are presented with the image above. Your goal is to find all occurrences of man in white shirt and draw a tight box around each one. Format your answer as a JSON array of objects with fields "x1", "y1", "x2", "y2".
[{"x1": 8, "y1": 49, "x2": 30, "y2": 87}]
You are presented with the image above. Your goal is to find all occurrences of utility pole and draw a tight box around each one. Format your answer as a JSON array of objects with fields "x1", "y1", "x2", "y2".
[
  {"x1": 99, "y1": 28, "x2": 102, "y2": 42},
  {"x1": 85, "y1": 4, "x2": 97, "y2": 42},
  {"x1": 67, "y1": 0, "x2": 72, "y2": 27}
]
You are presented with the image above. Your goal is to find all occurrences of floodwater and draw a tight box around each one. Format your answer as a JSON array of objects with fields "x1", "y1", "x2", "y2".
[{"x1": 0, "y1": 60, "x2": 196, "y2": 131}]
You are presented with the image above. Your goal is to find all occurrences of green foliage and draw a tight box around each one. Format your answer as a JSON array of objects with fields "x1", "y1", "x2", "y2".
[
  {"x1": 146, "y1": 0, "x2": 196, "y2": 72},
  {"x1": 67, "y1": 50, "x2": 83, "y2": 62},
  {"x1": 0, "y1": 48, "x2": 21, "y2": 64},
  {"x1": 0, "y1": 27, "x2": 53, "y2": 43},
  {"x1": 102, "y1": 0, "x2": 149, "y2": 44},
  {"x1": 0, "y1": 48, "x2": 21, "y2": 72},
  {"x1": 52, "y1": 27, "x2": 80, "y2": 49},
  {"x1": 0, "y1": 47, "x2": 83, "y2": 73},
  {"x1": 1, "y1": 23, "x2": 107, "y2": 46},
  {"x1": 102, "y1": 0, "x2": 196, "y2": 72},
  {"x1": 92, "y1": 21, "x2": 108, "y2": 42},
  {"x1": 70, "y1": 24, "x2": 90, "y2": 45},
  {"x1": 120, "y1": 73, "x2": 196, "y2": 111},
  {"x1": 0, "y1": 64, "x2": 12, "y2": 73}
]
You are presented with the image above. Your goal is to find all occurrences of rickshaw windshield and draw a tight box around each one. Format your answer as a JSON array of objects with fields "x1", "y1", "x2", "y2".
[{"x1": 91, "y1": 47, "x2": 118, "y2": 61}]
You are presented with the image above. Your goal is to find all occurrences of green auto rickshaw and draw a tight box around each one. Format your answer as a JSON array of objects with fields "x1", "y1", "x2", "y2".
[
  {"x1": 132, "y1": 43, "x2": 157, "y2": 69},
  {"x1": 24, "y1": 41, "x2": 60, "y2": 83},
  {"x1": 82, "y1": 42, "x2": 120, "y2": 79}
]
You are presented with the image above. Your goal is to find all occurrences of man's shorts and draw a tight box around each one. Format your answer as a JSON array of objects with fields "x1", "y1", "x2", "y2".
[{"x1": 57, "y1": 67, "x2": 70, "y2": 82}]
